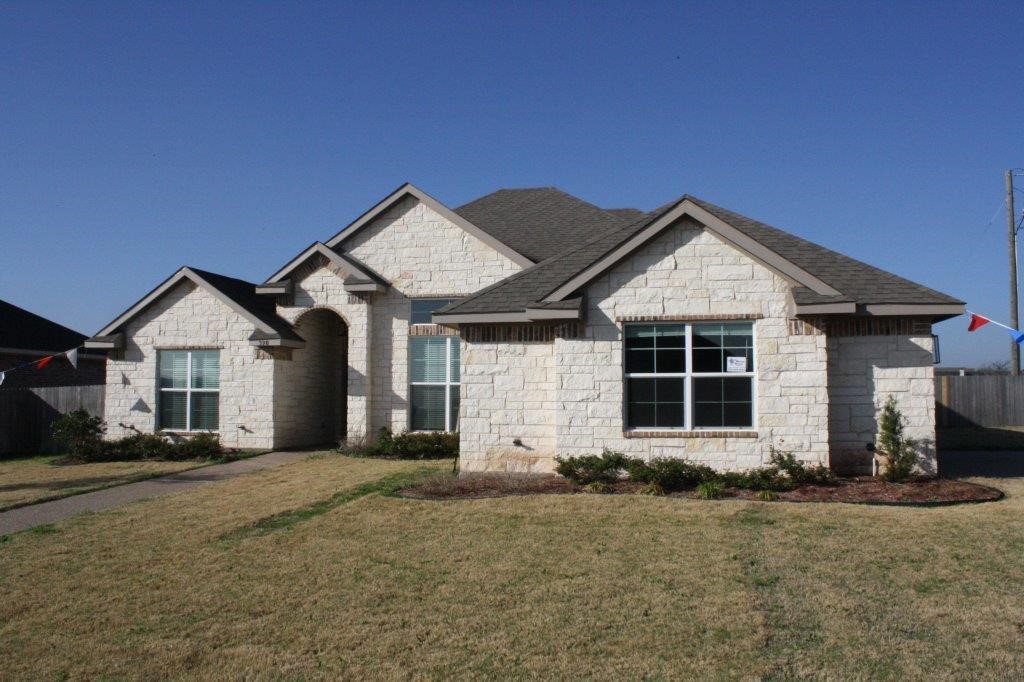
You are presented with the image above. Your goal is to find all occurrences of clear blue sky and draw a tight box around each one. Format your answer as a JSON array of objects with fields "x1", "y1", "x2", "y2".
[{"x1": 2, "y1": 2, "x2": 1022, "y2": 366}]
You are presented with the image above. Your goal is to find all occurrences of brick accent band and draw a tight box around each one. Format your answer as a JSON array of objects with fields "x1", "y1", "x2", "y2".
[
  {"x1": 799, "y1": 316, "x2": 933, "y2": 337},
  {"x1": 462, "y1": 322, "x2": 582, "y2": 343},
  {"x1": 616, "y1": 313, "x2": 764, "y2": 322},
  {"x1": 409, "y1": 324, "x2": 457, "y2": 337}
]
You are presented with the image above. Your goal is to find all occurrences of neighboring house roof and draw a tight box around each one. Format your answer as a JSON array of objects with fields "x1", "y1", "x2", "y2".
[
  {"x1": 0, "y1": 299, "x2": 88, "y2": 354},
  {"x1": 324, "y1": 182, "x2": 535, "y2": 268},
  {"x1": 435, "y1": 194, "x2": 964, "y2": 322},
  {"x1": 88, "y1": 267, "x2": 303, "y2": 348},
  {"x1": 453, "y1": 188, "x2": 636, "y2": 263}
]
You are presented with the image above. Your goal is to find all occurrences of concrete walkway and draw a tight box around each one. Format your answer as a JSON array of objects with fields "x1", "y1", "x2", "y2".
[{"x1": 0, "y1": 450, "x2": 313, "y2": 536}]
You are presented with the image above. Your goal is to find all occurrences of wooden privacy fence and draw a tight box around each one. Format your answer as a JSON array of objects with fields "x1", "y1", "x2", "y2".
[
  {"x1": 935, "y1": 375, "x2": 1024, "y2": 428},
  {"x1": 0, "y1": 385, "x2": 105, "y2": 456}
]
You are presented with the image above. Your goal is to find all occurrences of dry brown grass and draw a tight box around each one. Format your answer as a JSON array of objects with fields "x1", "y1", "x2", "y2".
[
  {"x1": 0, "y1": 456, "x2": 201, "y2": 510},
  {"x1": 1, "y1": 454, "x2": 1023, "y2": 679}
]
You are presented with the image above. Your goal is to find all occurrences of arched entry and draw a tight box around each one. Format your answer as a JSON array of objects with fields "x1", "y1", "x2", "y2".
[{"x1": 279, "y1": 308, "x2": 348, "y2": 446}]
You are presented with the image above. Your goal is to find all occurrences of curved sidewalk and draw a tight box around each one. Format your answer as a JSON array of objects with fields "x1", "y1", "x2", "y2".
[{"x1": 0, "y1": 451, "x2": 313, "y2": 536}]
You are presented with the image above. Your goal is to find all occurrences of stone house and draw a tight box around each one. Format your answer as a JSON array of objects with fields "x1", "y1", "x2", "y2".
[{"x1": 86, "y1": 183, "x2": 963, "y2": 473}]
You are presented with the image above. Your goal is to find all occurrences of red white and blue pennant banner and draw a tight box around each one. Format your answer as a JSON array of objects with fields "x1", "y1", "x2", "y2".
[
  {"x1": 0, "y1": 347, "x2": 81, "y2": 387},
  {"x1": 965, "y1": 312, "x2": 1024, "y2": 344}
]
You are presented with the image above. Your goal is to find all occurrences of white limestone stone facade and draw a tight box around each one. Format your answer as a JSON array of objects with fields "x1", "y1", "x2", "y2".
[
  {"x1": 827, "y1": 333, "x2": 937, "y2": 473},
  {"x1": 102, "y1": 281, "x2": 276, "y2": 448},
  {"x1": 461, "y1": 221, "x2": 831, "y2": 473},
  {"x1": 104, "y1": 196, "x2": 522, "y2": 450}
]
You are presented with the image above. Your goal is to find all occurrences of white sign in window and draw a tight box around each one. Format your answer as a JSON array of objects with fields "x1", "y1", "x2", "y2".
[{"x1": 726, "y1": 356, "x2": 748, "y2": 373}]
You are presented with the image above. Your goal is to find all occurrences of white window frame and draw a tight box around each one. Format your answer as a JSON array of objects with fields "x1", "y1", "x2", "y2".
[
  {"x1": 624, "y1": 322, "x2": 757, "y2": 431},
  {"x1": 158, "y1": 349, "x2": 220, "y2": 432},
  {"x1": 408, "y1": 336, "x2": 459, "y2": 432}
]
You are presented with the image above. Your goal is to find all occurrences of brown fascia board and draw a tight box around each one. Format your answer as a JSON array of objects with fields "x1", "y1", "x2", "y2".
[
  {"x1": 323, "y1": 183, "x2": 535, "y2": 268},
  {"x1": 95, "y1": 267, "x2": 283, "y2": 341},
  {"x1": 265, "y1": 242, "x2": 388, "y2": 288},
  {"x1": 543, "y1": 199, "x2": 843, "y2": 304},
  {"x1": 84, "y1": 334, "x2": 123, "y2": 350},
  {"x1": 793, "y1": 302, "x2": 965, "y2": 322},
  {"x1": 255, "y1": 280, "x2": 292, "y2": 296},
  {"x1": 432, "y1": 307, "x2": 582, "y2": 325}
]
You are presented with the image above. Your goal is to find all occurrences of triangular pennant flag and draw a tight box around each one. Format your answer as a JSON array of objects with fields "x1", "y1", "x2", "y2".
[
  {"x1": 65, "y1": 348, "x2": 79, "y2": 369},
  {"x1": 1009, "y1": 329, "x2": 1024, "y2": 345},
  {"x1": 0, "y1": 371, "x2": 5, "y2": 387},
  {"x1": 967, "y1": 314, "x2": 990, "y2": 332},
  {"x1": 36, "y1": 355, "x2": 55, "y2": 370}
]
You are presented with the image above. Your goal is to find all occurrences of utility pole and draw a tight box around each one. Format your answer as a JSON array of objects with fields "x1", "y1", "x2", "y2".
[{"x1": 1008, "y1": 170, "x2": 1020, "y2": 375}]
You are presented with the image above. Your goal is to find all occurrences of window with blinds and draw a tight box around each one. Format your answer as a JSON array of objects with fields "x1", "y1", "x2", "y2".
[
  {"x1": 158, "y1": 350, "x2": 220, "y2": 431},
  {"x1": 409, "y1": 336, "x2": 459, "y2": 431}
]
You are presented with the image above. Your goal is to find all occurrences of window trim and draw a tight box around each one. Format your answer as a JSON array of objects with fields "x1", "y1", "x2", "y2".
[
  {"x1": 157, "y1": 349, "x2": 220, "y2": 433},
  {"x1": 623, "y1": 322, "x2": 757, "y2": 432},
  {"x1": 408, "y1": 336, "x2": 459, "y2": 432}
]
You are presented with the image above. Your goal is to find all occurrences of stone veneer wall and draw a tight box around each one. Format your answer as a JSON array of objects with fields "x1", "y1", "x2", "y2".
[
  {"x1": 103, "y1": 282, "x2": 276, "y2": 448},
  {"x1": 827, "y1": 332, "x2": 937, "y2": 473},
  {"x1": 338, "y1": 196, "x2": 522, "y2": 435},
  {"x1": 458, "y1": 219, "x2": 832, "y2": 474},
  {"x1": 459, "y1": 341, "x2": 557, "y2": 473}
]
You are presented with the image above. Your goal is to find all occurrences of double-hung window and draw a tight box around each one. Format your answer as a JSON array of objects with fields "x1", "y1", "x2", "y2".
[
  {"x1": 625, "y1": 322, "x2": 755, "y2": 430},
  {"x1": 409, "y1": 337, "x2": 459, "y2": 431},
  {"x1": 158, "y1": 350, "x2": 220, "y2": 431}
]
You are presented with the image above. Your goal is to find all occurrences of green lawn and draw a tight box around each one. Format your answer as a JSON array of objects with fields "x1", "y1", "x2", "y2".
[{"x1": 1, "y1": 454, "x2": 1023, "y2": 679}]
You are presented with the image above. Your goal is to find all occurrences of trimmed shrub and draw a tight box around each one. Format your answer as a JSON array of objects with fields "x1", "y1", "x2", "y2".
[
  {"x1": 626, "y1": 458, "x2": 718, "y2": 492},
  {"x1": 109, "y1": 433, "x2": 173, "y2": 461},
  {"x1": 342, "y1": 428, "x2": 458, "y2": 460},
  {"x1": 768, "y1": 446, "x2": 836, "y2": 486},
  {"x1": 554, "y1": 450, "x2": 631, "y2": 484},
  {"x1": 174, "y1": 432, "x2": 222, "y2": 460}
]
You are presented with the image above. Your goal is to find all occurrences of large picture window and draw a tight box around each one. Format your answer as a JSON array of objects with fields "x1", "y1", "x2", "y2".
[
  {"x1": 409, "y1": 336, "x2": 459, "y2": 431},
  {"x1": 625, "y1": 322, "x2": 755, "y2": 430},
  {"x1": 158, "y1": 350, "x2": 220, "y2": 431}
]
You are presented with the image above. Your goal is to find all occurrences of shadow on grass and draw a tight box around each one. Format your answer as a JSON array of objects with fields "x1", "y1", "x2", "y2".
[{"x1": 220, "y1": 467, "x2": 442, "y2": 541}]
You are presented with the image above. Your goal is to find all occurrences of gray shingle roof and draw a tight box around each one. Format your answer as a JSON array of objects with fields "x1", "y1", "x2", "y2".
[
  {"x1": 454, "y1": 188, "x2": 634, "y2": 263},
  {"x1": 440, "y1": 193, "x2": 962, "y2": 316},
  {"x1": 187, "y1": 268, "x2": 303, "y2": 342}
]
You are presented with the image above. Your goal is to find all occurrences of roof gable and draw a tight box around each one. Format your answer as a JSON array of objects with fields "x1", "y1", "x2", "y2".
[
  {"x1": 324, "y1": 183, "x2": 534, "y2": 268},
  {"x1": 435, "y1": 194, "x2": 964, "y2": 322},
  {"x1": 93, "y1": 267, "x2": 302, "y2": 346},
  {"x1": 265, "y1": 242, "x2": 388, "y2": 290}
]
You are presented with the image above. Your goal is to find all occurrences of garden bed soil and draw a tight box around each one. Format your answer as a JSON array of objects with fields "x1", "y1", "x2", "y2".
[{"x1": 400, "y1": 474, "x2": 1003, "y2": 506}]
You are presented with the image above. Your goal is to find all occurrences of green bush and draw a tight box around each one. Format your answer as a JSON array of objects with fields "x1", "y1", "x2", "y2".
[
  {"x1": 626, "y1": 458, "x2": 718, "y2": 492},
  {"x1": 583, "y1": 481, "x2": 611, "y2": 494},
  {"x1": 695, "y1": 481, "x2": 725, "y2": 500},
  {"x1": 52, "y1": 411, "x2": 223, "y2": 462},
  {"x1": 554, "y1": 450, "x2": 631, "y2": 484},
  {"x1": 768, "y1": 446, "x2": 836, "y2": 486},
  {"x1": 109, "y1": 433, "x2": 173, "y2": 461},
  {"x1": 174, "y1": 432, "x2": 222, "y2": 460},
  {"x1": 342, "y1": 428, "x2": 458, "y2": 460},
  {"x1": 877, "y1": 396, "x2": 920, "y2": 482},
  {"x1": 52, "y1": 410, "x2": 106, "y2": 461}
]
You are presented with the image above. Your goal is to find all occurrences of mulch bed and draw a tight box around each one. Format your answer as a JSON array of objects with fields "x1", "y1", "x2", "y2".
[{"x1": 399, "y1": 474, "x2": 1003, "y2": 506}]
